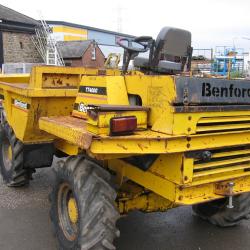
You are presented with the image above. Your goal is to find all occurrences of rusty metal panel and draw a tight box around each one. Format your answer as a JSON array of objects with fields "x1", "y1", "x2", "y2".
[
  {"x1": 39, "y1": 116, "x2": 92, "y2": 149},
  {"x1": 42, "y1": 73, "x2": 80, "y2": 88}
]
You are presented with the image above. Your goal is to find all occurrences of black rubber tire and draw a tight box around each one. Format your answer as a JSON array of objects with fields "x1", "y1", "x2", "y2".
[
  {"x1": 49, "y1": 155, "x2": 120, "y2": 250},
  {"x1": 0, "y1": 121, "x2": 33, "y2": 187},
  {"x1": 192, "y1": 193, "x2": 250, "y2": 227}
]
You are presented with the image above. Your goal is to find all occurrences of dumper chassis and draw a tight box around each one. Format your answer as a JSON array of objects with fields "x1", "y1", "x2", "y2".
[{"x1": 1, "y1": 27, "x2": 250, "y2": 249}]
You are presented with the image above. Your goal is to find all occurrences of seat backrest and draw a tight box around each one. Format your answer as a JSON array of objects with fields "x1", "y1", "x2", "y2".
[
  {"x1": 155, "y1": 27, "x2": 191, "y2": 57},
  {"x1": 133, "y1": 27, "x2": 192, "y2": 73},
  {"x1": 151, "y1": 27, "x2": 192, "y2": 71}
]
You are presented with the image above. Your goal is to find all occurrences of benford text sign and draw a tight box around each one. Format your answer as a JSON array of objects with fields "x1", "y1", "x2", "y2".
[{"x1": 202, "y1": 82, "x2": 250, "y2": 98}]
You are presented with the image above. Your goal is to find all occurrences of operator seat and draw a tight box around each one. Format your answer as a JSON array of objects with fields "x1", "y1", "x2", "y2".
[{"x1": 134, "y1": 27, "x2": 192, "y2": 74}]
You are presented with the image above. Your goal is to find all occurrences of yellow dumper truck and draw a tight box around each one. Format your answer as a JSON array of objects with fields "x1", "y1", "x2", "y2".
[{"x1": 1, "y1": 27, "x2": 250, "y2": 249}]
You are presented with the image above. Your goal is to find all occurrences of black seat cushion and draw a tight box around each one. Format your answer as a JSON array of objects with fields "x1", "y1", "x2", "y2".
[
  {"x1": 157, "y1": 60, "x2": 182, "y2": 72},
  {"x1": 134, "y1": 57, "x2": 149, "y2": 68}
]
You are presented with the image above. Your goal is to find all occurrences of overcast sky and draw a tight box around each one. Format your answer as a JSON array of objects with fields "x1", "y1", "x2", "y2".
[{"x1": 1, "y1": 0, "x2": 250, "y2": 52}]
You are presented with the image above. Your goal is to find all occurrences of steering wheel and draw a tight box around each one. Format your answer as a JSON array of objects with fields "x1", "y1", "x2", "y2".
[{"x1": 117, "y1": 36, "x2": 153, "y2": 53}]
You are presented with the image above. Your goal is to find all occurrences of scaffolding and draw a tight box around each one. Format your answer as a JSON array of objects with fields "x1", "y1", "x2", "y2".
[
  {"x1": 32, "y1": 20, "x2": 64, "y2": 66},
  {"x1": 211, "y1": 46, "x2": 244, "y2": 77}
]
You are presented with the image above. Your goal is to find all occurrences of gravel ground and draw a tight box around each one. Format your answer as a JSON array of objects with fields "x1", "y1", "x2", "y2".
[{"x1": 0, "y1": 162, "x2": 250, "y2": 250}]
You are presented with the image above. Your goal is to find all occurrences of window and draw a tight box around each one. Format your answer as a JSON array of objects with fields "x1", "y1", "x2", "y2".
[
  {"x1": 65, "y1": 62, "x2": 72, "y2": 66},
  {"x1": 91, "y1": 46, "x2": 96, "y2": 60},
  {"x1": 19, "y1": 42, "x2": 23, "y2": 49}
]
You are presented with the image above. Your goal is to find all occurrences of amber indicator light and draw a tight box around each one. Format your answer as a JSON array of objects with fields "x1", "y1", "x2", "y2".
[{"x1": 110, "y1": 116, "x2": 137, "y2": 135}]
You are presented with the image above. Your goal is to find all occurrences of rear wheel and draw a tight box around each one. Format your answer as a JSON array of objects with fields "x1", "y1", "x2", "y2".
[
  {"x1": 49, "y1": 155, "x2": 120, "y2": 250},
  {"x1": 0, "y1": 121, "x2": 33, "y2": 186},
  {"x1": 192, "y1": 193, "x2": 250, "y2": 227}
]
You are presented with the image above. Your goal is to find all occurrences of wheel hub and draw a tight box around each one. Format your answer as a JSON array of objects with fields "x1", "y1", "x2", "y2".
[
  {"x1": 7, "y1": 146, "x2": 12, "y2": 161},
  {"x1": 68, "y1": 197, "x2": 78, "y2": 224},
  {"x1": 57, "y1": 182, "x2": 79, "y2": 241}
]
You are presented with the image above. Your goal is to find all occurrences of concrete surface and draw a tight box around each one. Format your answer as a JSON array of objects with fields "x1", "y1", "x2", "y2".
[{"x1": 0, "y1": 164, "x2": 250, "y2": 250}]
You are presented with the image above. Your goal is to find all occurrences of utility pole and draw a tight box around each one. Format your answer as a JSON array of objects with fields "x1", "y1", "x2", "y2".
[{"x1": 117, "y1": 5, "x2": 123, "y2": 33}]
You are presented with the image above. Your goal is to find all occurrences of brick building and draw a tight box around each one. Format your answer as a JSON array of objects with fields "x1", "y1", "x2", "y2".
[
  {"x1": 58, "y1": 40, "x2": 105, "y2": 68},
  {"x1": 0, "y1": 4, "x2": 135, "y2": 69},
  {"x1": 0, "y1": 4, "x2": 42, "y2": 68}
]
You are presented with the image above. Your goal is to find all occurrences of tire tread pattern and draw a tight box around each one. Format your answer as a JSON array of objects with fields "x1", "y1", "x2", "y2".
[
  {"x1": 0, "y1": 121, "x2": 32, "y2": 187},
  {"x1": 193, "y1": 193, "x2": 250, "y2": 227},
  {"x1": 49, "y1": 155, "x2": 120, "y2": 250}
]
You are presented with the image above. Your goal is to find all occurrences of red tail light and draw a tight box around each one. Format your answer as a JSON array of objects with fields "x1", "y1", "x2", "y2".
[{"x1": 110, "y1": 116, "x2": 137, "y2": 135}]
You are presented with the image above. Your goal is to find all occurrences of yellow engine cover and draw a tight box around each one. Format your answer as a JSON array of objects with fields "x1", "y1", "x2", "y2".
[
  {"x1": 73, "y1": 75, "x2": 129, "y2": 119},
  {"x1": 72, "y1": 75, "x2": 148, "y2": 135}
]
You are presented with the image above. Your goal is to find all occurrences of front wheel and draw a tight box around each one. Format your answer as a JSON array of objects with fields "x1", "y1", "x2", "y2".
[
  {"x1": 49, "y1": 155, "x2": 120, "y2": 250},
  {"x1": 192, "y1": 193, "x2": 250, "y2": 227}
]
